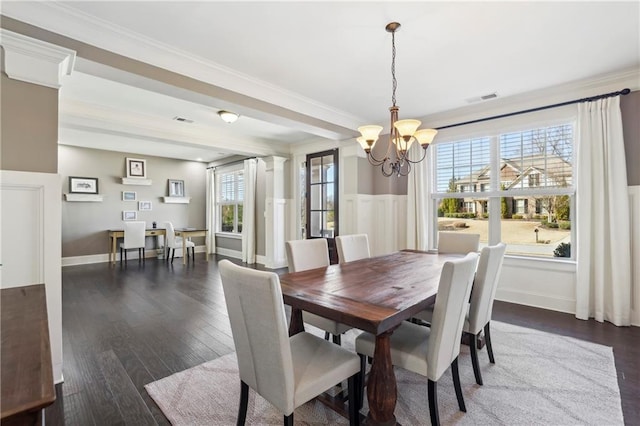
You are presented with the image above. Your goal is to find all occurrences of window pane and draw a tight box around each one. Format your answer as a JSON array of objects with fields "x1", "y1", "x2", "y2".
[
  {"x1": 323, "y1": 155, "x2": 335, "y2": 182},
  {"x1": 500, "y1": 205, "x2": 571, "y2": 258},
  {"x1": 500, "y1": 124, "x2": 573, "y2": 192},
  {"x1": 310, "y1": 184, "x2": 322, "y2": 210},
  {"x1": 437, "y1": 217, "x2": 489, "y2": 246},
  {"x1": 326, "y1": 183, "x2": 334, "y2": 211},
  {"x1": 310, "y1": 157, "x2": 322, "y2": 184},
  {"x1": 435, "y1": 137, "x2": 490, "y2": 194},
  {"x1": 221, "y1": 205, "x2": 235, "y2": 232},
  {"x1": 310, "y1": 211, "x2": 322, "y2": 237}
]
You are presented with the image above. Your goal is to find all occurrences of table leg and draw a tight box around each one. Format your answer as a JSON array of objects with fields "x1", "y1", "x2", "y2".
[
  {"x1": 366, "y1": 331, "x2": 397, "y2": 426},
  {"x1": 111, "y1": 235, "x2": 117, "y2": 265},
  {"x1": 288, "y1": 307, "x2": 305, "y2": 337},
  {"x1": 182, "y1": 236, "x2": 187, "y2": 265}
]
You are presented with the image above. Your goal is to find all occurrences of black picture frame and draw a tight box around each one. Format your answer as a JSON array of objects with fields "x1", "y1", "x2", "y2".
[
  {"x1": 69, "y1": 176, "x2": 99, "y2": 194},
  {"x1": 168, "y1": 179, "x2": 185, "y2": 197}
]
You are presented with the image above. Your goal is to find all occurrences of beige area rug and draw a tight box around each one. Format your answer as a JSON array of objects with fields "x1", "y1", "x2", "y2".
[{"x1": 145, "y1": 321, "x2": 624, "y2": 425}]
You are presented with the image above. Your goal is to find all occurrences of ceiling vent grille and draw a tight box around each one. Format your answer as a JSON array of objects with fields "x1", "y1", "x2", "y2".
[
  {"x1": 465, "y1": 92, "x2": 499, "y2": 104},
  {"x1": 173, "y1": 116, "x2": 194, "y2": 123}
]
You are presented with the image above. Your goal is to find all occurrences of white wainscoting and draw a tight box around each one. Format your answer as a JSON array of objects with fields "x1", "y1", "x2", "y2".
[
  {"x1": 629, "y1": 186, "x2": 640, "y2": 326},
  {"x1": 342, "y1": 194, "x2": 407, "y2": 256},
  {"x1": 1, "y1": 170, "x2": 63, "y2": 383}
]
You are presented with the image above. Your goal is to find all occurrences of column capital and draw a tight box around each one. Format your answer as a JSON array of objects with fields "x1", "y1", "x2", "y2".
[
  {"x1": 1, "y1": 29, "x2": 76, "y2": 89},
  {"x1": 262, "y1": 156, "x2": 288, "y2": 171}
]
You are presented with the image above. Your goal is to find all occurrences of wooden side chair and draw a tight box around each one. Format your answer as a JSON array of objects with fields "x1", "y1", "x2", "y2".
[
  {"x1": 218, "y1": 260, "x2": 361, "y2": 426},
  {"x1": 120, "y1": 221, "x2": 146, "y2": 264},
  {"x1": 336, "y1": 234, "x2": 371, "y2": 263},
  {"x1": 285, "y1": 239, "x2": 352, "y2": 345},
  {"x1": 355, "y1": 253, "x2": 479, "y2": 426}
]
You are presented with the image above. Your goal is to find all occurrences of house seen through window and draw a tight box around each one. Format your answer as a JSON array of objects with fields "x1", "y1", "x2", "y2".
[{"x1": 433, "y1": 123, "x2": 574, "y2": 259}]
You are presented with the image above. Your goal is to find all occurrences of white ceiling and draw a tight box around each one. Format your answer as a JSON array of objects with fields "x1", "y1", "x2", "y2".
[{"x1": 3, "y1": 1, "x2": 639, "y2": 162}]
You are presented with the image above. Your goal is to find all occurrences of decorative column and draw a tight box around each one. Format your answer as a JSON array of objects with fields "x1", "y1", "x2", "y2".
[
  {"x1": 0, "y1": 29, "x2": 76, "y2": 384},
  {"x1": 263, "y1": 156, "x2": 288, "y2": 269}
]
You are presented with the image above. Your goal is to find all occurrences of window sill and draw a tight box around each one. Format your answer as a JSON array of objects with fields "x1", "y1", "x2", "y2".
[
  {"x1": 215, "y1": 232, "x2": 242, "y2": 240},
  {"x1": 503, "y1": 255, "x2": 576, "y2": 272}
]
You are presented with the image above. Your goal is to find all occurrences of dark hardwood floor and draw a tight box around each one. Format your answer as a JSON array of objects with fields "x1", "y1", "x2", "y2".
[{"x1": 44, "y1": 255, "x2": 639, "y2": 425}]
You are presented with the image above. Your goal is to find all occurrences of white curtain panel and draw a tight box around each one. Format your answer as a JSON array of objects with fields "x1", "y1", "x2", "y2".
[
  {"x1": 576, "y1": 96, "x2": 631, "y2": 326},
  {"x1": 205, "y1": 168, "x2": 216, "y2": 254},
  {"x1": 242, "y1": 159, "x2": 257, "y2": 264},
  {"x1": 406, "y1": 148, "x2": 431, "y2": 251}
]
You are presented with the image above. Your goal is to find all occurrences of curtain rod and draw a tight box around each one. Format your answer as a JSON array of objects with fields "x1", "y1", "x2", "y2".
[
  {"x1": 207, "y1": 157, "x2": 256, "y2": 170},
  {"x1": 435, "y1": 88, "x2": 631, "y2": 131}
]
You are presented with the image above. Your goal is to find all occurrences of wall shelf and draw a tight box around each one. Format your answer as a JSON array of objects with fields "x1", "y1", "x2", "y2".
[
  {"x1": 121, "y1": 178, "x2": 152, "y2": 186},
  {"x1": 65, "y1": 194, "x2": 104, "y2": 202},
  {"x1": 162, "y1": 196, "x2": 191, "y2": 204}
]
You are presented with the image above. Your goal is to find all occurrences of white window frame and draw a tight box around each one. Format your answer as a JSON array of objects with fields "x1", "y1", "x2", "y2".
[
  {"x1": 216, "y1": 166, "x2": 244, "y2": 235},
  {"x1": 430, "y1": 121, "x2": 576, "y2": 260}
]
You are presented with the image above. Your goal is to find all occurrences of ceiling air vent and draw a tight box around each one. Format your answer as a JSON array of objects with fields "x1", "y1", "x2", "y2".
[
  {"x1": 173, "y1": 116, "x2": 194, "y2": 123},
  {"x1": 465, "y1": 92, "x2": 499, "y2": 104}
]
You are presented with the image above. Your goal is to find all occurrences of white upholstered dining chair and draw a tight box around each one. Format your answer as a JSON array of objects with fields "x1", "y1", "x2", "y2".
[
  {"x1": 164, "y1": 221, "x2": 195, "y2": 264},
  {"x1": 437, "y1": 231, "x2": 480, "y2": 254},
  {"x1": 218, "y1": 260, "x2": 361, "y2": 426},
  {"x1": 414, "y1": 243, "x2": 507, "y2": 385},
  {"x1": 120, "y1": 221, "x2": 146, "y2": 264},
  {"x1": 336, "y1": 234, "x2": 371, "y2": 263},
  {"x1": 355, "y1": 252, "x2": 479, "y2": 426},
  {"x1": 285, "y1": 239, "x2": 352, "y2": 345}
]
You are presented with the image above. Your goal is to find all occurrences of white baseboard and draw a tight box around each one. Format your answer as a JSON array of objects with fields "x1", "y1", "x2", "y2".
[
  {"x1": 62, "y1": 246, "x2": 206, "y2": 266},
  {"x1": 215, "y1": 247, "x2": 241, "y2": 259},
  {"x1": 495, "y1": 287, "x2": 576, "y2": 315}
]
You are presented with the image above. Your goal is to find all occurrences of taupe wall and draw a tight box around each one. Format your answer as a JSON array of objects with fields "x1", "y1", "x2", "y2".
[
  {"x1": 0, "y1": 73, "x2": 58, "y2": 173},
  {"x1": 59, "y1": 146, "x2": 207, "y2": 257},
  {"x1": 621, "y1": 90, "x2": 640, "y2": 186}
]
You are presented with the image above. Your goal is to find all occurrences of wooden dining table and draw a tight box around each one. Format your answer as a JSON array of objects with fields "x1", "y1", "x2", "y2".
[{"x1": 279, "y1": 250, "x2": 459, "y2": 425}]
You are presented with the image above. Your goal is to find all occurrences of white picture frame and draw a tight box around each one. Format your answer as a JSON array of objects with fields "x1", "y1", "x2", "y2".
[
  {"x1": 138, "y1": 201, "x2": 152, "y2": 211},
  {"x1": 126, "y1": 157, "x2": 147, "y2": 178},
  {"x1": 122, "y1": 191, "x2": 137, "y2": 201},
  {"x1": 122, "y1": 211, "x2": 137, "y2": 221}
]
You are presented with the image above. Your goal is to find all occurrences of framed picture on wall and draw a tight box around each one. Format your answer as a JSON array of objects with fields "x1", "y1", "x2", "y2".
[
  {"x1": 122, "y1": 191, "x2": 137, "y2": 201},
  {"x1": 126, "y1": 158, "x2": 147, "y2": 178},
  {"x1": 168, "y1": 179, "x2": 185, "y2": 197},
  {"x1": 138, "y1": 201, "x2": 152, "y2": 211},
  {"x1": 69, "y1": 176, "x2": 99, "y2": 194},
  {"x1": 122, "y1": 211, "x2": 137, "y2": 221}
]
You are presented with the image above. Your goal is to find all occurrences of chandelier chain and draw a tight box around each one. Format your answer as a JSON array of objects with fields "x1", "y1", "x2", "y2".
[{"x1": 391, "y1": 30, "x2": 397, "y2": 107}]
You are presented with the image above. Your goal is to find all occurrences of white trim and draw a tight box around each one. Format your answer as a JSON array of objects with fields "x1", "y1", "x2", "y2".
[
  {"x1": 495, "y1": 287, "x2": 576, "y2": 314},
  {"x1": 0, "y1": 29, "x2": 75, "y2": 89},
  {"x1": 215, "y1": 247, "x2": 242, "y2": 260}
]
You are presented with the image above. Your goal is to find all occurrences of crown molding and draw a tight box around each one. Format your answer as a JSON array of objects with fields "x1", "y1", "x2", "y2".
[
  {"x1": 1, "y1": 2, "x2": 363, "y2": 130},
  {"x1": 0, "y1": 29, "x2": 76, "y2": 88},
  {"x1": 421, "y1": 67, "x2": 640, "y2": 129}
]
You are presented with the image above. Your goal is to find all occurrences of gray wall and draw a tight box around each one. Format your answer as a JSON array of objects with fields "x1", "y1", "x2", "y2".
[
  {"x1": 621, "y1": 90, "x2": 640, "y2": 186},
  {"x1": 362, "y1": 133, "x2": 411, "y2": 195},
  {"x1": 1, "y1": 72, "x2": 58, "y2": 173},
  {"x1": 59, "y1": 145, "x2": 207, "y2": 257}
]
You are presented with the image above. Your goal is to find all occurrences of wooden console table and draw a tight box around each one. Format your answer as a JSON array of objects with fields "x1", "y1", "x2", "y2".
[{"x1": 1, "y1": 284, "x2": 55, "y2": 424}]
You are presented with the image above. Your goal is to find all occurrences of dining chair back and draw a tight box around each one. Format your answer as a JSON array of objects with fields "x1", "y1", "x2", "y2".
[
  {"x1": 336, "y1": 234, "x2": 370, "y2": 263},
  {"x1": 120, "y1": 221, "x2": 146, "y2": 263},
  {"x1": 219, "y1": 260, "x2": 361, "y2": 425},
  {"x1": 354, "y1": 252, "x2": 478, "y2": 425},
  {"x1": 285, "y1": 238, "x2": 330, "y2": 272},
  {"x1": 464, "y1": 242, "x2": 506, "y2": 385},
  {"x1": 285, "y1": 239, "x2": 351, "y2": 344},
  {"x1": 437, "y1": 231, "x2": 480, "y2": 254},
  {"x1": 164, "y1": 221, "x2": 195, "y2": 263}
]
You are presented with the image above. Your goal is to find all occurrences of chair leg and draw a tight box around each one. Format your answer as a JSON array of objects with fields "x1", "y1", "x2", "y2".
[
  {"x1": 324, "y1": 331, "x2": 330, "y2": 341},
  {"x1": 347, "y1": 373, "x2": 360, "y2": 426},
  {"x1": 124, "y1": 249, "x2": 127, "y2": 263},
  {"x1": 171, "y1": 249, "x2": 175, "y2": 264},
  {"x1": 120, "y1": 247, "x2": 123, "y2": 262},
  {"x1": 469, "y1": 332, "x2": 483, "y2": 385},
  {"x1": 165, "y1": 247, "x2": 170, "y2": 261},
  {"x1": 237, "y1": 380, "x2": 249, "y2": 426},
  {"x1": 332, "y1": 334, "x2": 342, "y2": 346},
  {"x1": 428, "y1": 379, "x2": 439, "y2": 426},
  {"x1": 358, "y1": 354, "x2": 366, "y2": 410},
  {"x1": 284, "y1": 414, "x2": 293, "y2": 426},
  {"x1": 484, "y1": 322, "x2": 495, "y2": 364},
  {"x1": 451, "y1": 357, "x2": 466, "y2": 412}
]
